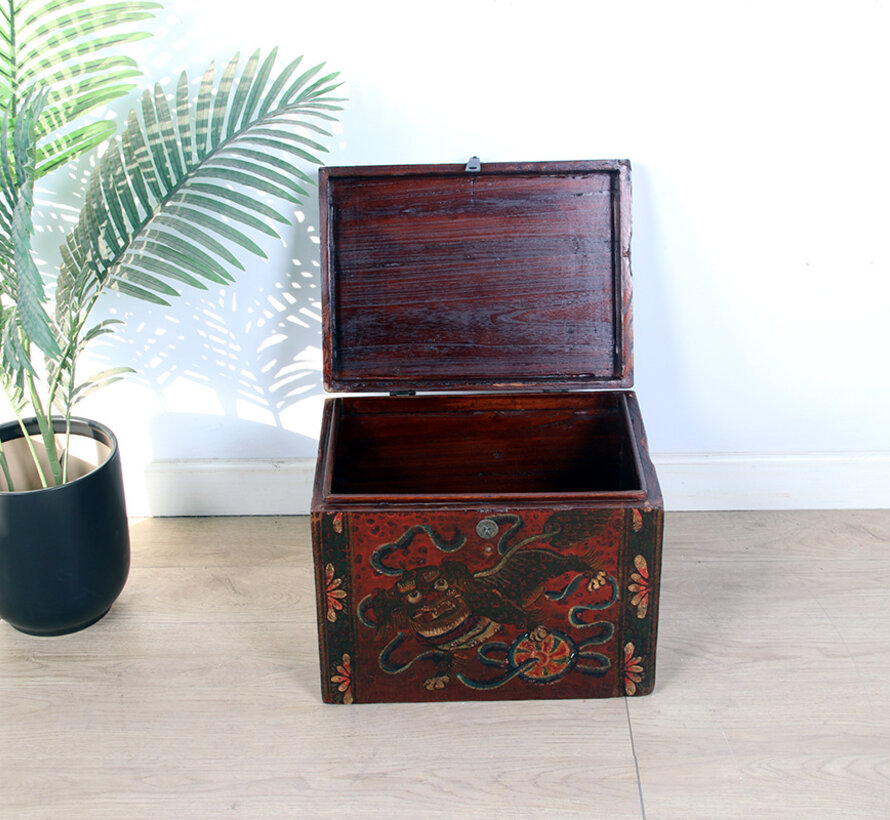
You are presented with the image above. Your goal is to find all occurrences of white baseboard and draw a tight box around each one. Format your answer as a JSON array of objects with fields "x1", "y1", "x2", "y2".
[
  {"x1": 142, "y1": 451, "x2": 890, "y2": 517},
  {"x1": 655, "y1": 451, "x2": 890, "y2": 511},
  {"x1": 144, "y1": 458, "x2": 316, "y2": 517}
]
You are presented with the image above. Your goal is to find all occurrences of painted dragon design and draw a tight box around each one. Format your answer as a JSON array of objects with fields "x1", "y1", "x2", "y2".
[{"x1": 367, "y1": 529, "x2": 607, "y2": 691}]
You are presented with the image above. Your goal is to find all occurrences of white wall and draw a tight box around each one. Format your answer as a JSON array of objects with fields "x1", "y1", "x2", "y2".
[{"x1": 27, "y1": 0, "x2": 890, "y2": 513}]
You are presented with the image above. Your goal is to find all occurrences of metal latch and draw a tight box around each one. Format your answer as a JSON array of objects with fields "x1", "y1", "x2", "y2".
[{"x1": 465, "y1": 156, "x2": 481, "y2": 172}]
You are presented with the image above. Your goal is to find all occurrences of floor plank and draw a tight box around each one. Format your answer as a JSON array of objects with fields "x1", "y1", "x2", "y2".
[
  {"x1": 629, "y1": 510, "x2": 890, "y2": 819},
  {"x1": 2, "y1": 511, "x2": 888, "y2": 818},
  {"x1": 1, "y1": 516, "x2": 643, "y2": 819}
]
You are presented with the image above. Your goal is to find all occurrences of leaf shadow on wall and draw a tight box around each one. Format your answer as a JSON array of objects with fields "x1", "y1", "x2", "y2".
[{"x1": 80, "y1": 201, "x2": 327, "y2": 461}]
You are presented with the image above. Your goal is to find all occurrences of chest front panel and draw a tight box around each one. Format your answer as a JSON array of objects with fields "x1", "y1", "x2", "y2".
[{"x1": 313, "y1": 505, "x2": 662, "y2": 704}]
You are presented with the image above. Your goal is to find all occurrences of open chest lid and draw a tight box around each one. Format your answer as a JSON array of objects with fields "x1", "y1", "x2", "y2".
[{"x1": 319, "y1": 159, "x2": 633, "y2": 393}]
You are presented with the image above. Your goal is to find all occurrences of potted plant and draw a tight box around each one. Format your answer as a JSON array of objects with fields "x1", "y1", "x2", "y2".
[{"x1": 0, "y1": 1, "x2": 341, "y2": 634}]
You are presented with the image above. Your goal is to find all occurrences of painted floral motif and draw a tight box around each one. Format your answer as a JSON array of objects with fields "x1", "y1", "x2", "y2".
[
  {"x1": 628, "y1": 554, "x2": 651, "y2": 619},
  {"x1": 332, "y1": 512, "x2": 344, "y2": 534},
  {"x1": 331, "y1": 653, "x2": 354, "y2": 704},
  {"x1": 325, "y1": 563, "x2": 347, "y2": 623},
  {"x1": 632, "y1": 509, "x2": 643, "y2": 532},
  {"x1": 623, "y1": 642, "x2": 643, "y2": 696},
  {"x1": 511, "y1": 632, "x2": 574, "y2": 682}
]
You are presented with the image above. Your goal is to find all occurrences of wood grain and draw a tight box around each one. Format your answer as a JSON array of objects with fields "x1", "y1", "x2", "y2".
[
  {"x1": 320, "y1": 160, "x2": 633, "y2": 393},
  {"x1": 628, "y1": 510, "x2": 890, "y2": 819},
  {"x1": 327, "y1": 391, "x2": 641, "y2": 496},
  {"x1": 1, "y1": 511, "x2": 889, "y2": 818}
]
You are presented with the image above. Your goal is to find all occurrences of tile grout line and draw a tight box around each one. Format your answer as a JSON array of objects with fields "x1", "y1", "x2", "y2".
[{"x1": 624, "y1": 696, "x2": 647, "y2": 820}]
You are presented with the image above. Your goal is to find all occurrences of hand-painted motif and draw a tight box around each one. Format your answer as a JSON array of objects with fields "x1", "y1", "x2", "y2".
[
  {"x1": 324, "y1": 563, "x2": 347, "y2": 623},
  {"x1": 628, "y1": 554, "x2": 651, "y2": 619},
  {"x1": 331, "y1": 653, "x2": 354, "y2": 704},
  {"x1": 353, "y1": 511, "x2": 624, "y2": 698},
  {"x1": 623, "y1": 642, "x2": 644, "y2": 695}
]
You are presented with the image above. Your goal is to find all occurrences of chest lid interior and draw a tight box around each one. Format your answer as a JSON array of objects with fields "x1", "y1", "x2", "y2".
[{"x1": 320, "y1": 159, "x2": 633, "y2": 393}]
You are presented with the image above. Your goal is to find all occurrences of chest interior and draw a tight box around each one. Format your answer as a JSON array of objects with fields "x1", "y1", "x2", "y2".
[{"x1": 322, "y1": 392, "x2": 644, "y2": 500}]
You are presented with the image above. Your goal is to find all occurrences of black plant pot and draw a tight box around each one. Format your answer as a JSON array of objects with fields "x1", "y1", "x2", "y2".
[{"x1": 0, "y1": 418, "x2": 130, "y2": 635}]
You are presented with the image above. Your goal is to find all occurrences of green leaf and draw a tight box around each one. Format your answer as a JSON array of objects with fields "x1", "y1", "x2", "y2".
[
  {"x1": 140, "y1": 87, "x2": 173, "y2": 190},
  {"x1": 10, "y1": 88, "x2": 62, "y2": 360},
  {"x1": 238, "y1": 127, "x2": 327, "y2": 164},
  {"x1": 296, "y1": 76, "x2": 343, "y2": 104},
  {"x1": 2, "y1": 310, "x2": 38, "y2": 376},
  {"x1": 80, "y1": 184, "x2": 109, "y2": 265},
  {"x1": 101, "y1": 214, "x2": 123, "y2": 256},
  {"x1": 153, "y1": 83, "x2": 184, "y2": 180},
  {"x1": 36, "y1": 82, "x2": 139, "y2": 137},
  {"x1": 209, "y1": 53, "x2": 239, "y2": 150},
  {"x1": 281, "y1": 103, "x2": 342, "y2": 118},
  {"x1": 194, "y1": 61, "x2": 215, "y2": 160},
  {"x1": 231, "y1": 136, "x2": 317, "y2": 183},
  {"x1": 35, "y1": 120, "x2": 117, "y2": 178},
  {"x1": 80, "y1": 318, "x2": 124, "y2": 347},
  {"x1": 126, "y1": 108, "x2": 163, "y2": 200},
  {"x1": 104, "y1": 142, "x2": 141, "y2": 231},
  {"x1": 36, "y1": 54, "x2": 141, "y2": 88},
  {"x1": 228, "y1": 50, "x2": 259, "y2": 139},
  {"x1": 260, "y1": 116, "x2": 332, "y2": 137},
  {"x1": 239, "y1": 48, "x2": 277, "y2": 130},
  {"x1": 173, "y1": 190, "x2": 281, "y2": 238},
  {"x1": 204, "y1": 156, "x2": 311, "y2": 200},
  {"x1": 222, "y1": 143, "x2": 319, "y2": 181},
  {"x1": 21, "y1": 32, "x2": 154, "y2": 85},
  {"x1": 20, "y1": 3, "x2": 159, "y2": 39},
  {"x1": 158, "y1": 202, "x2": 268, "y2": 257},
  {"x1": 109, "y1": 278, "x2": 171, "y2": 305},
  {"x1": 97, "y1": 147, "x2": 128, "y2": 241},
  {"x1": 244, "y1": 125, "x2": 330, "y2": 154},
  {"x1": 17, "y1": 31, "x2": 155, "y2": 140},
  {"x1": 193, "y1": 163, "x2": 302, "y2": 204},
  {"x1": 57, "y1": 47, "x2": 342, "y2": 331},
  {"x1": 111, "y1": 266, "x2": 181, "y2": 298},
  {"x1": 120, "y1": 126, "x2": 153, "y2": 212},
  {"x1": 257, "y1": 56, "x2": 303, "y2": 118},
  {"x1": 175, "y1": 71, "x2": 195, "y2": 169},
  {"x1": 71, "y1": 366, "x2": 135, "y2": 403},
  {"x1": 131, "y1": 228, "x2": 236, "y2": 283},
  {"x1": 117, "y1": 252, "x2": 210, "y2": 290},
  {"x1": 279, "y1": 62, "x2": 326, "y2": 106},
  {"x1": 124, "y1": 235, "x2": 229, "y2": 286},
  {"x1": 147, "y1": 212, "x2": 246, "y2": 270},
  {"x1": 187, "y1": 181, "x2": 289, "y2": 224},
  {"x1": 0, "y1": 106, "x2": 17, "y2": 209}
]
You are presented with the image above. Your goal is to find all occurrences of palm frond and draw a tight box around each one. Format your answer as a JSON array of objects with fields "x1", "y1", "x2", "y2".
[
  {"x1": 57, "y1": 51, "x2": 343, "y2": 312},
  {"x1": 6, "y1": 87, "x2": 60, "y2": 359},
  {"x1": 69, "y1": 365, "x2": 133, "y2": 405},
  {"x1": 0, "y1": 0, "x2": 160, "y2": 179}
]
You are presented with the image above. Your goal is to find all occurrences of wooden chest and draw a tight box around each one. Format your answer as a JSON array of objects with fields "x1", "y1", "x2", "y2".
[{"x1": 311, "y1": 160, "x2": 663, "y2": 703}]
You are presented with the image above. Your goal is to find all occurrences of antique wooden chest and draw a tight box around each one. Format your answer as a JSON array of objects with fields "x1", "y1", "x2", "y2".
[{"x1": 311, "y1": 159, "x2": 662, "y2": 703}]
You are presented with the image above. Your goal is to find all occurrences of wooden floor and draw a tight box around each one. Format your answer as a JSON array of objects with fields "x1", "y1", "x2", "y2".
[{"x1": 1, "y1": 511, "x2": 888, "y2": 818}]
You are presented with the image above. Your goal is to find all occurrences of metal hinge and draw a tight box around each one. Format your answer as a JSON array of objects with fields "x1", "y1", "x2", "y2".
[
  {"x1": 465, "y1": 156, "x2": 481, "y2": 172},
  {"x1": 390, "y1": 390, "x2": 416, "y2": 397}
]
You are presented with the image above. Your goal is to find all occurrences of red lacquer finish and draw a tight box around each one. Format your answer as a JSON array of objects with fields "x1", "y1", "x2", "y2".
[{"x1": 311, "y1": 160, "x2": 662, "y2": 704}]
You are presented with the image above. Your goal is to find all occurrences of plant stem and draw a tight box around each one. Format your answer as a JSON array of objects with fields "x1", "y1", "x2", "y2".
[
  {"x1": 12, "y1": 409, "x2": 48, "y2": 488},
  {"x1": 62, "y1": 414, "x2": 71, "y2": 484},
  {"x1": 0, "y1": 439, "x2": 15, "y2": 492},
  {"x1": 24, "y1": 372, "x2": 63, "y2": 486},
  {"x1": 45, "y1": 345, "x2": 72, "y2": 484}
]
